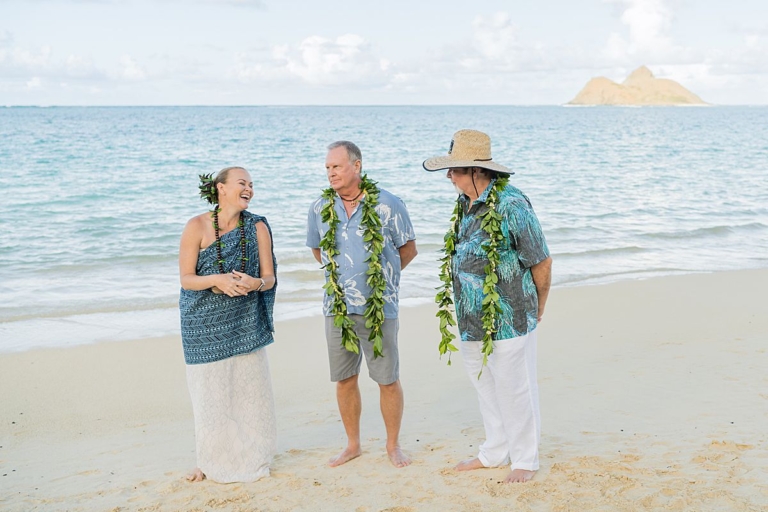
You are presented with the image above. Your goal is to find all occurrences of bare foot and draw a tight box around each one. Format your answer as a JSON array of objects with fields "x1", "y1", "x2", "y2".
[
  {"x1": 387, "y1": 446, "x2": 412, "y2": 468},
  {"x1": 185, "y1": 468, "x2": 206, "y2": 482},
  {"x1": 455, "y1": 457, "x2": 485, "y2": 471},
  {"x1": 504, "y1": 469, "x2": 536, "y2": 483},
  {"x1": 328, "y1": 446, "x2": 362, "y2": 467}
]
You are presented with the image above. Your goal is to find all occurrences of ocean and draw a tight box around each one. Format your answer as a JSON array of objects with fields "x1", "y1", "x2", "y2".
[{"x1": 1, "y1": 106, "x2": 766, "y2": 352}]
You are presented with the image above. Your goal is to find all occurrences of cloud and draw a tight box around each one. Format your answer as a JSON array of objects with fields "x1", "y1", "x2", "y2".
[
  {"x1": 234, "y1": 34, "x2": 392, "y2": 87},
  {"x1": 64, "y1": 54, "x2": 101, "y2": 78},
  {"x1": 619, "y1": 0, "x2": 673, "y2": 54},
  {"x1": 591, "y1": 0, "x2": 768, "y2": 103},
  {"x1": 601, "y1": 0, "x2": 691, "y2": 63},
  {"x1": 0, "y1": 38, "x2": 106, "y2": 81},
  {"x1": 26, "y1": 77, "x2": 42, "y2": 89},
  {"x1": 0, "y1": 44, "x2": 54, "y2": 77},
  {"x1": 392, "y1": 10, "x2": 559, "y2": 97},
  {"x1": 118, "y1": 55, "x2": 146, "y2": 80},
  {"x1": 471, "y1": 12, "x2": 520, "y2": 61}
]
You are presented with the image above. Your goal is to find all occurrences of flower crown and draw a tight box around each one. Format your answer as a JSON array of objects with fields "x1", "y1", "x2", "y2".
[{"x1": 198, "y1": 173, "x2": 218, "y2": 205}]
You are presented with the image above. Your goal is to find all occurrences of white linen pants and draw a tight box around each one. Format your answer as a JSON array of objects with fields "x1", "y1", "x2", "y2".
[{"x1": 459, "y1": 329, "x2": 540, "y2": 471}]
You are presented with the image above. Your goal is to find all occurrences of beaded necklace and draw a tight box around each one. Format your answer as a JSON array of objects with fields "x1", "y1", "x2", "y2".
[{"x1": 212, "y1": 208, "x2": 248, "y2": 274}]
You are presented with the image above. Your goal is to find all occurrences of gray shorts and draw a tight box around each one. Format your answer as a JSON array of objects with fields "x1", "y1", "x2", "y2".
[{"x1": 325, "y1": 315, "x2": 400, "y2": 385}]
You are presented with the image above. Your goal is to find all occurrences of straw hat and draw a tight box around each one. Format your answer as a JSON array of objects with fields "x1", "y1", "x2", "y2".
[{"x1": 422, "y1": 129, "x2": 513, "y2": 175}]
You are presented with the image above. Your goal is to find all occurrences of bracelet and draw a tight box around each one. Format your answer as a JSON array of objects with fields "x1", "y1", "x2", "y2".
[{"x1": 256, "y1": 278, "x2": 265, "y2": 292}]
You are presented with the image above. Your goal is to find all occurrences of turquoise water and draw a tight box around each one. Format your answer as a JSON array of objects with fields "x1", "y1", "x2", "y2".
[{"x1": 1, "y1": 106, "x2": 767, "y2": 351}]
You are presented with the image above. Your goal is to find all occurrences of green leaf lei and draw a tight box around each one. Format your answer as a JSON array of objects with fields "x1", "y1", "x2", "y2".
[
  {"x1": 436, "y1": 176, "x2": 509, "y2": 368},
  {"x1": 319, "y1": 175, "x2": 387, "y2": 358}
]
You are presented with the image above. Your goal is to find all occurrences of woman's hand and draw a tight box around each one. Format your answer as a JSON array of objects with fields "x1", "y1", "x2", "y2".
[
  {"x1": 232, "y1": 270, "x2": 265, "y2": 293},
  {"x1": 213, "y1": 273, "x2": 248, "y2": 297}
]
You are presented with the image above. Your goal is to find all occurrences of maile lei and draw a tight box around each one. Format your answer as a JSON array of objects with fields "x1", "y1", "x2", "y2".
[
  {"x1": 319, "y1": 175, "x2": 387, "y2": 358},
  {"x1": 436, "y1": 176, "x2": 509, "y2": 368}
]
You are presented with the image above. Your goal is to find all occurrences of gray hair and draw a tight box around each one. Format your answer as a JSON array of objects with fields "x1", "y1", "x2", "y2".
[{"x1": 328, "y1": 140, "x2": 362, "y2": 170}]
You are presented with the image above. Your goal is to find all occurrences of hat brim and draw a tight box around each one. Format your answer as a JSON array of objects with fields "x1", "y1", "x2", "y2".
[{"x1": 422, "y1": 156, "x2": 514, "y2": 175}]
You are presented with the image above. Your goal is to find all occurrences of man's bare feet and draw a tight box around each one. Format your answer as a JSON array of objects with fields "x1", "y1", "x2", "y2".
[
  {"x1": 455, "y1": 457, "x2": 485, "y2": 471},
  {"x1": 328, "y1": 446, "x2": 362, "y2": 467},
  {"x1": 387, "y1": 446, "x2": 412, "y2": 468},
  {"x1": 504, "y1": 469, "x2": 536, "y2": 483},
  {"x1": 185, "y1": 468, "x2": 206, "y2": 482}
]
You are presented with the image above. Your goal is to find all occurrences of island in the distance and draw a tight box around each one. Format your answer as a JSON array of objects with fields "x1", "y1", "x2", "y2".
[{"x1": 567, "y1": 66, "x2": 708, "y2": 106}]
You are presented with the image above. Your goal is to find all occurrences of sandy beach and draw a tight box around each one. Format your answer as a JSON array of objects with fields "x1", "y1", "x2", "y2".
[{"x1": 1, "y1": 269, "x2": 767, "y2": 511}]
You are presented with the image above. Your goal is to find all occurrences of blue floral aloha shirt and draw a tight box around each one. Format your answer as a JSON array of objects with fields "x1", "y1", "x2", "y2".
[
  {"x1": 306, "y1": 187, "x2": 416, "y2": 319},
  {"x1": 452, "y1": 179, "x2": 550, "y2": 341}
]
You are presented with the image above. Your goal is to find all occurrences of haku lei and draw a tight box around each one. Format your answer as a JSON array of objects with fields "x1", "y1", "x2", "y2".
[
  {"x1": 319, "y1": 175, "x2": 387, "y2": 358},
  {"x1": 436, "y1": 176, "x2": 509, "y2": 369}
]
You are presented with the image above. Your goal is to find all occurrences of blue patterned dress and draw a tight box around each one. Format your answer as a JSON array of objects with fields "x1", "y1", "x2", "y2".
[{"x1": 179, "y1": 211, "x2": 276, "y2": 364}]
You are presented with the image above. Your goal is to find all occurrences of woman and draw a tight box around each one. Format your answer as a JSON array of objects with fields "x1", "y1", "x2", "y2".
[{"x1": 178, "y1": 166, "x2": 277, "y2": 483}]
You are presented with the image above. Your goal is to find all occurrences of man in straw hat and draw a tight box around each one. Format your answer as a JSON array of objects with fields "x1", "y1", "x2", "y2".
[
  {"x1": 423, "y1": 129, "x2": 552, "y2": 483},
  {"x1": 307, "y1": 140, "x2": 418, "y2": 468}
]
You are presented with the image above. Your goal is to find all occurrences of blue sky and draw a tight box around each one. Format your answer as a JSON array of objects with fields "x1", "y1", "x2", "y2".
[{"x1": 1, "y1": 0, "x2": 766, "y2": 105}]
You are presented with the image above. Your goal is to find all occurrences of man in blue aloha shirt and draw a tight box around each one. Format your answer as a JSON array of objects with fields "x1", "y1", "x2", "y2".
[
  {"x1": 307, "y1": 140, "x2": 418, "y2": 469},
  {"x1": 423, "y1": 129, "x2": 552, "y2": 484}
]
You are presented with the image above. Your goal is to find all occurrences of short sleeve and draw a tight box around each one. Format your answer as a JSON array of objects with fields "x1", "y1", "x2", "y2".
[
  {"x1": 388, "y1": 196, "x2": 416, "y2": 248},
  {"x1": 306, "y1": 198, "x2": 322, "y2": 249},
  {"x1": 506, "y1": 198, "x2": 549, "y2": 268}
]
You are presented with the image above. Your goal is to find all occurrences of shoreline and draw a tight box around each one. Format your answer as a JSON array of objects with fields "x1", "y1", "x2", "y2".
[
  {"x1": 2, "y1": 266, "x2": 764, "y2": 354},
  {"x1": 2, "y1": 269, "x2": 767, "y2": 510}
]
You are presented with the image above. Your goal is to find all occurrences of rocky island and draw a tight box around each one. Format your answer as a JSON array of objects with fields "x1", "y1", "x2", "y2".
[{"x1": 568, "y1": 66, "x2": 708, "y2": 106}]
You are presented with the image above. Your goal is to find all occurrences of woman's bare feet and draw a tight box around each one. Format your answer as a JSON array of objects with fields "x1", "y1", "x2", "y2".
[
  {"x1": 185, "y1": 468, "x2": 206, "y2": 482},
  {"x1": 328, "y1": 446, "x2": 362, "y2": 467},
  {"x1": 387, "y1": 446, "x2": 412, "y2": 468},
  {"x1": 455, "y1": 457, "x2": 485, "y2": 471},
  {"x1": 504, "y1": 469, "x2": 536, "y2": 483}
]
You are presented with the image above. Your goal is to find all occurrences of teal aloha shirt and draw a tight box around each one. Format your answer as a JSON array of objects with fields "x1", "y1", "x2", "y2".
[{"x1": 452, "y1": 179, "x2": 550, "y2": 341}]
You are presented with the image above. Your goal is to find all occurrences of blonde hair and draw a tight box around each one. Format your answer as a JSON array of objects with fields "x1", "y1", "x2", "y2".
[{"x1": 212, "y1": 166, "x2": 246, "y2": 203}]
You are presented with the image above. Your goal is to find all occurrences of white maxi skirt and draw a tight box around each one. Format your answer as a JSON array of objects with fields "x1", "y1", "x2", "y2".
[{"x1": 186, "y1": 348, "x2": 277, "y2": 483}]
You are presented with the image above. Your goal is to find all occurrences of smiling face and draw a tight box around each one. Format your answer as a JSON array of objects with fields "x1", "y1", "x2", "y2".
[
  {"x1": 325, "y1": 146, "x2": 361, "y2": 195},
  {"x1": 216, "y1": 167, "x2": 253, "y2": 210}
]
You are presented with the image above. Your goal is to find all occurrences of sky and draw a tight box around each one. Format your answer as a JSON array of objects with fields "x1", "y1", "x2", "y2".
[{"x1": 1, "y1": 0, "x2": 767, "y2": 105}]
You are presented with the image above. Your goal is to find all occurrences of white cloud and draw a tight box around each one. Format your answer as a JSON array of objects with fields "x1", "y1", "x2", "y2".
[
  {"x1": 601, "y1": 0, "x2": 692, "y2": 64},
  {"x1": 118, "y1": 55, "x2": 146, "y2": 80},
  {"x1": 64, "y1": 54, "x2": 103, "y2": 79},
  {"x1": 26, "y1": 77, "x2": 42, "y2": 89},
  {"x1": 620, "y1": 0, "x2": 673, "y2": 54},
  {"x1": 472, "y1": 12, "x2": 519, "y2": 61},
  {"x1": 234, "y1": 34, "x2": 392, "y2": 87},
  {"x1": 9, "y1": 45, "x2": 53, "y2": 69}
]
